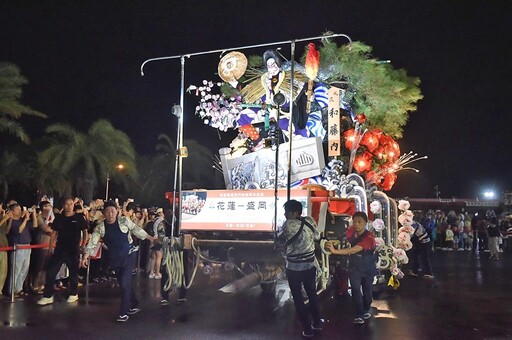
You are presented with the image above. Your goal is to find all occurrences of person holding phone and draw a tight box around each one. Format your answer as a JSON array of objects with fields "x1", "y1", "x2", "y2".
[{"x1": 6, "y1": 203, "x2": 38, "y2": 296}]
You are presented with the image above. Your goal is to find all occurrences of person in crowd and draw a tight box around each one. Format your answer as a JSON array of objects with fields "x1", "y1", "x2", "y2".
[
  {"x1": 37, "y1": 198, "x2": 89, "y2": 305},
  {"x1": 148, "y1": 208, "x2": 165, "y2": 279},
  {"x1": 326, "y1": 211, "x2": 376, "y2": 325},
  {"x1": 7, "y1": 203, "x2": 38, "y2": 296},
  {"x1": 81, "y1": 200, "x2": 155, "y2": 322},
  {"x1": 0, "y1": 207, "x2": 12, "y2": 297},
  {"x1": 278, "y1": 200, "x2": 323, "y2": 338},
  {"x1": 487, "y1": 213, "x2": 500, "y2": 260},
  {"x1": 408, "y1": 220, "x2": 434, "y2": 278},
  {"x1": 30, "y1": 200, "x2": 54, "y2": 294},
  {"x1": 445, "y1": 224, "x2": 454, "y2": 250}
]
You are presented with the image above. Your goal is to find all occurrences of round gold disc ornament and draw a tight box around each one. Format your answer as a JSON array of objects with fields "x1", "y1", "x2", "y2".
[{"x1": 218, "y1": 51, "x2": 248, "y2": 82}]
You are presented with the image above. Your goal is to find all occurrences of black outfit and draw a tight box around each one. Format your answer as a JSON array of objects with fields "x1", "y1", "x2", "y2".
[{"x1": 43, "y1": 213, "x2": 88, "y2": 298}]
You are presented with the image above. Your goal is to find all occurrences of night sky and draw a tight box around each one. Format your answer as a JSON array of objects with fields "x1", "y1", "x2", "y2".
[{"x1": 1, "y1": 1, "x2": 511, "y2": 199}]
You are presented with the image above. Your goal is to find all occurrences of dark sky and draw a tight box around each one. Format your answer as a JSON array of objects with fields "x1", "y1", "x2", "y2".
[{"x1": 1, "y1": 1, "x2": 511, "y2": 199}]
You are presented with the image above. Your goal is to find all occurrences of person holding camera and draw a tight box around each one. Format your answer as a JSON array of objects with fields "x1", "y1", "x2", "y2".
[{"x1": 6, "y1": 203, "x2": 38, "y2": 296}]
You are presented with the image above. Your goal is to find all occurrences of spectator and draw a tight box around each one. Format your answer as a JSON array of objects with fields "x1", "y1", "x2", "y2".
[
  {"x1": 408, "y1": 221, "x2": 434, "y2": 278},
  {"x1": 487, "y1": 215, "x2": 500, "y2": 260},
  {"x1": 37, "y1": 198, "x2": 89, "y2": 305},
  {"x1": 7, "y1": 203, "x2": 38, "y2": 296},
  {"x1": 445, "y1": 225, "x2": 454, "y2": 250},
  {"x1": 0, "y1": 208, "x2": 12, "y2": 297},
  {"x1": 30, "y1": 201, "x2": 54, "y2": 294}
]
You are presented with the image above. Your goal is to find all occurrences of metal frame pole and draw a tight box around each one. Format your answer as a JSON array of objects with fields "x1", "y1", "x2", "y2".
[
  {"x1": 10, "y1": 244, "x2": 17, "y2": 303},
  {"x1": 286, "y1": 40, "x2": 296, "y2": 201}
]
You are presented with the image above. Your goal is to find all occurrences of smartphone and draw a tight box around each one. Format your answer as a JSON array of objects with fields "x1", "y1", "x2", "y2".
[
  {"x1": 143, "y1": 208, "x2": 148, "y2": 213},
  {"x1": 128, "y1": 198, "x2": 134, "y2": 203},
  {"x1": 28, "y1": 207, "x2": 33, "y2": 213},
  {"x1": 23, "y1": 206, "x2": 27, "y2": 211},
  {"x1": 115, "y1": 198, "x2": 119, "y2": 204}
]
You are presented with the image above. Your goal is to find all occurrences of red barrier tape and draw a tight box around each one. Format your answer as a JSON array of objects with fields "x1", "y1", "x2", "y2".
[{"x1": 0, "y1": 243, "x2": 50, "y2": 251}]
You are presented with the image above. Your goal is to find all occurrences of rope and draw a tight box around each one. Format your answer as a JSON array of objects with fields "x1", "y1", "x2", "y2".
[{"x1": 316, "y1": 239, "x2": 331, "y2": 294}]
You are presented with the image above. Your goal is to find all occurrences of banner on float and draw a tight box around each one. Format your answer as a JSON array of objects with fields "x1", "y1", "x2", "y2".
[
  {"x1": 180, "y1": 189, "x2": 310, "y2": 232},
  {"x1": 327, "y1": 87, "x2": 341, "y2": 157}
]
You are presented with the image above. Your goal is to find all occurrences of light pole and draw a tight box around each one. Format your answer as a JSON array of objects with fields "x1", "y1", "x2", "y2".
[{"x1": 105, "y1": 164, "x2": 125, "y2": 201}]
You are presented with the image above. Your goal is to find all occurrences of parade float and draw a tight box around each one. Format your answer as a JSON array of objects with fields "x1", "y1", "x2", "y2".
[{"x1": 141, "y1": 33, "x2": 424, "y2": 294}]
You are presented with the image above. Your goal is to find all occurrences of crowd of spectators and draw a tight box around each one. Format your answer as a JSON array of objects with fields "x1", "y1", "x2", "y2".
[
  {"x1": 0, "y1": 196, "x2": 171, "y2": 300},
  {"x1": 414, "y1": 209, "x2": 511, "y2": 259}
]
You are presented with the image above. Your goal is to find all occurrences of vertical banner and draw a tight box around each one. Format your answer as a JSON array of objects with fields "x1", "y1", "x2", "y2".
[{"x1": 327, "y1": 87, "x2": 341, "y2": 157}]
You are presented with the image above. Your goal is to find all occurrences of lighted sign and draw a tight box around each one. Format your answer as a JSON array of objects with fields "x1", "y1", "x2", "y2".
[{"x1": 180, "y1": 189, "x2": 311, "y2": 232}]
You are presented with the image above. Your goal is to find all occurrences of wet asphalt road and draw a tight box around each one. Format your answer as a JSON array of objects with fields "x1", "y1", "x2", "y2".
[{"x1": 1, "y1": 249, "x2": 511, "y2": 339}]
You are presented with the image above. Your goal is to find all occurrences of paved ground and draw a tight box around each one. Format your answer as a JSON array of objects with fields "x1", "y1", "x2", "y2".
[{"x1": 1, "y1": 249, "x2": 511, "y2": 339}]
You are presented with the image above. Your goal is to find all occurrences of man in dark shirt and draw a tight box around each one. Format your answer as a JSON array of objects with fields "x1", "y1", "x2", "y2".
[
  {"x1": 7, "y1": 203, "x2": 38, "y2": 296},
  {"x1": 37, "y1": 198, "x2": 88, "y2": 305}
]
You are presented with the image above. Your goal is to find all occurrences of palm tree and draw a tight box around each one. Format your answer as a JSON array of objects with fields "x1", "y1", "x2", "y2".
[
  {"x1": 0, "y1": 150, "x2": 33, "y2": 201},
  {"x1": 0, "y1": 63, "x2": 46, "y2": 144},
  {"x1": 37, "y1": 119, "x2": 137, "y2": 202},
  {"x1": 155, "y1": 134, "x2": 215, "y2": 190}
]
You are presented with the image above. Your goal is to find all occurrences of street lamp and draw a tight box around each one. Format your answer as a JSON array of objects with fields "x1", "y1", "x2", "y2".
[
  {"x1": 483, "y1": 190, "x2": 495, "y2": 199},
  {"x1": 105, "y1": 164, "x2": 125, "y2": 201}
]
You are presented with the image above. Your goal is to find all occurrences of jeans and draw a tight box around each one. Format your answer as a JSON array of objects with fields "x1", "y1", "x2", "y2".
[
  {"x1": 349, "y1": 269, "x2": 373, "y2": 318},
  {"x1": 286, "y1": 267, "x2": 321, "y2": 331},
  {"x1": 114, "y1": 252, "x2": 138, "y2": 316},
  {"x1": 43, "y1": 250, "x2": 80, "y2": 297},
  {"x1": 12, "y1": 248, "x2": 31, "y2": 293}
]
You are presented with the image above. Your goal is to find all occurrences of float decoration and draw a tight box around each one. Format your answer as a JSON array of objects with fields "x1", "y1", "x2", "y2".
[{"x1": 187, "y1": 34, "x2": 424, "y2": 192}]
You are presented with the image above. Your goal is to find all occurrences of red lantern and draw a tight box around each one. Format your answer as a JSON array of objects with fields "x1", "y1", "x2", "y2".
[
  {"x1": 343, "y1": 128, "x2": 358, "y2": 149},
  {"x1": 353, "y1": 154, "x2": 372, "y2": 173},
  {"x1": 380, "y1": 172, "x2": 397, "y2": 191},
  {"x1": 360, "y1": 132, "x2": 379, "y2": 152},
  {"x1": 379, "y1": 134, "x2": 394, "y2": 147},
  {"x1": 370, "y1": 128, "x2": 383, "y2": 140},
  {"x1": 365, "y1": 171, "x2": 378, "y2": 183}
]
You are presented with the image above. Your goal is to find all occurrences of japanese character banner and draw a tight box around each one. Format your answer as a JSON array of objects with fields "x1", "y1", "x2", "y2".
[{"x1": 327, "y1": 87, "x2": 341, "y2": 157}]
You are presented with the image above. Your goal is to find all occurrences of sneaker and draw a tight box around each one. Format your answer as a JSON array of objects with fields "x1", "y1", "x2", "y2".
[
  {"x1": 302, "y1": 329, "x2": 314, "y2": 338},
  {"x1": 423, "y1": 274, "x2": 435, "y2": 279},
  {"x1": 37, "y1": 296, "x2": 54, "y2": 305},
  {"x1": 127, "y1": 307, "x2": 141, "y2": 315},
  {"x1": 67, "y1": 295, "x2": 79, "y2": 303},
  {"x1": 363, "y1": 312, "x2": 372, "y2": 320},
  {"x1": 148, "y1": 273, "x2": 156, "y2": 279},
  {"x1": 154, "y1": 274, "x2": 162, "y2": 279},
  {"x1": 116, "y1": 315, "x2": 129, "y2": 322},
  {"x1": 311, "y1": 319, "x2": 324, "y2": 330},
  {"x1": 408, "y1": 271, "x2": 418, "y2": 277},
  {"x1": 177, "y1": 298, "x2": 187, "y2": 304},
  {"x1": 160, "y1": 299, "x2": 169, "y2": 306},
  {"x1": 353, "y1": 317, "x2": 364, "y2": 324}
]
